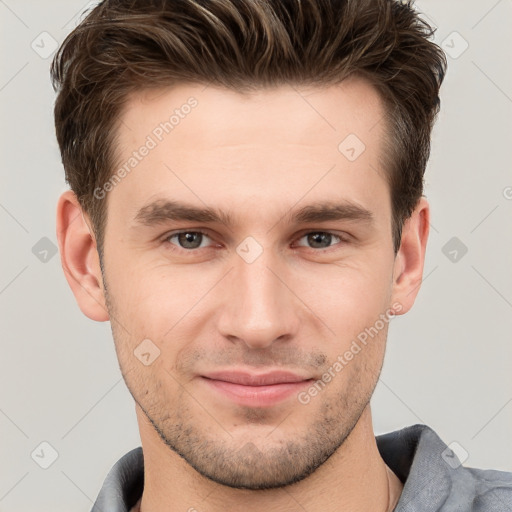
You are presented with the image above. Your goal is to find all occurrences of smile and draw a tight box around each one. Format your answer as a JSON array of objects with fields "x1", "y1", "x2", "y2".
[{"x1": 199, "y1": 370, "x2": 314, "y2": 407}]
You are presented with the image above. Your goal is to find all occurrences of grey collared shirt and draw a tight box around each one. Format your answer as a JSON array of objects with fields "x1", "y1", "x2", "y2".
[{"x1": 91, "y1": 424, "x2": 512, "y2": 511}]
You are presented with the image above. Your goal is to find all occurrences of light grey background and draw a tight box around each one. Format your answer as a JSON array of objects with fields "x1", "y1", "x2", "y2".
[{"x1": 1, "y1": 1, "x2": 511, "y2": 511}]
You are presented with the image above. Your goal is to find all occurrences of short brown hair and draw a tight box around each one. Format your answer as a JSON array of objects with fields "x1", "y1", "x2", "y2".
[{"x1": 51, "y1": 0, "x2": 446, "y2": 257}]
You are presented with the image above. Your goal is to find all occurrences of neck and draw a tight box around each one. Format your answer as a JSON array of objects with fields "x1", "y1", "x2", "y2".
[{"x1": 135, "y1": 405, "x2": 403, "y2": 512}]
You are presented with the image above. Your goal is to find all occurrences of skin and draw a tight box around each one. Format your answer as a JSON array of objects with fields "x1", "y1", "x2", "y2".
[{"x1": 57, "y1": 77, "x2": 429, "y2": 512}]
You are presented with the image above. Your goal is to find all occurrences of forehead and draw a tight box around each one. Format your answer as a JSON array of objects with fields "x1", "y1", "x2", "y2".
[
  {"x1": 118, "y1": 77, "x2": 386, "y2": 153},
  {"x1": 108, "y1": 78, "x2": 390, "y2": 229}
]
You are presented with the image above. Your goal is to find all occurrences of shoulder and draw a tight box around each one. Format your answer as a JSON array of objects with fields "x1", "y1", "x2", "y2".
[
  {"x1": 377, "y1": 424, "x2": 512, "y2": 511},
  {"x1": 463, "y1": 466, "x2": 512, "y2": 510}
]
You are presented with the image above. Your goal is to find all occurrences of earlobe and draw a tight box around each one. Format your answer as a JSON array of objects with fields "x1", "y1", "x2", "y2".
[
  {"x1": 391, "y1": 197, "x2": 430, "y2": 315},
  {"x1": 56, "y1": 190, "x2": 110, "y2": 322}
]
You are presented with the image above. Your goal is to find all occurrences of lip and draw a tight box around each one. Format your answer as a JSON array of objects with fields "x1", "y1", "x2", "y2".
[
  {"x1": 199, "y1": 370, "x2": 314, "y2": 407},
  {"x1": 202, "y1": 370, "x2": 311, "y2": 386}
]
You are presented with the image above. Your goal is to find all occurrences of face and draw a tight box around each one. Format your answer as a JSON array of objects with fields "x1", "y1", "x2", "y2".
[{"x1": 100, "y1": 78, "x2": 402, "y2": 489}]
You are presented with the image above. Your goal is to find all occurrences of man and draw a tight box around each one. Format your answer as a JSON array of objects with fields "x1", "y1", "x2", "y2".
[{"x1": 52, "y1": 0, "x2": 511, "y2": 511}]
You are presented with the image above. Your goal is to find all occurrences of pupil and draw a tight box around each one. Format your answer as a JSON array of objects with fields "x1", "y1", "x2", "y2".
[
  {"x1": 179, "y1": 232, "x2": 201, "y2": 249},
  {"x1": 308, "y1": 233, "x2": 331, "y2": 248}
]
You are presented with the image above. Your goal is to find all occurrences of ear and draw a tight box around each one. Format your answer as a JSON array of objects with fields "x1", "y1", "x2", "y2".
[
  {"x1": 56, "y1": 190, "x2": 109, "y2": 321},
  {"x1": 390, "y1": 197, "x2": 430, "y2": 315}
]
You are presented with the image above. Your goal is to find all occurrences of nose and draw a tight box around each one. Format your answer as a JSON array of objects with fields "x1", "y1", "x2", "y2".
[{"x1": 217, "y1": 250, "x2": 300, "y2": 350}]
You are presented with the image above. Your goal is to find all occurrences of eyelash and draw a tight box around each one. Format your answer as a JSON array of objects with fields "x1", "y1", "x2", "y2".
[{"x1": 161, "y1": 230, "x2": 349, "y2": 253}]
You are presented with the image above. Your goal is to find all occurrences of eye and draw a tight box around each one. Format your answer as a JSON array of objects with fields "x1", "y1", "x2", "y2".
[
  {"x1": 295, "y1": 231, "x2": 344, "y2": 250},
  {"x1": 164, "y1": 230, "x2": 213, "y2": 250}
]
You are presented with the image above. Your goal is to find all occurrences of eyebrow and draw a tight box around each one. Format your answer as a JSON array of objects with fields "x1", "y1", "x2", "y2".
[{"x1": 132, "y1": 198, "x2": 373, "y2": 228}]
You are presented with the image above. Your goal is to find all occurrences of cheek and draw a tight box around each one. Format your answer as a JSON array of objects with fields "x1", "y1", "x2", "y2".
[
  {"x1": 296, "y1": 258, "x2": 394, "y2": 336},
  {"x1": 105, "y1": 261, "x2": 224, "y2": 381},
  {"x1": 106, "y1": 259, "x2": 201, "y2": 328}
]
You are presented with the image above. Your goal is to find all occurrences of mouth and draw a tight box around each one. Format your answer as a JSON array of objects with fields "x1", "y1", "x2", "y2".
[{"x1": 199, "y1": 370, "x2": 314, "y2": 407}]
